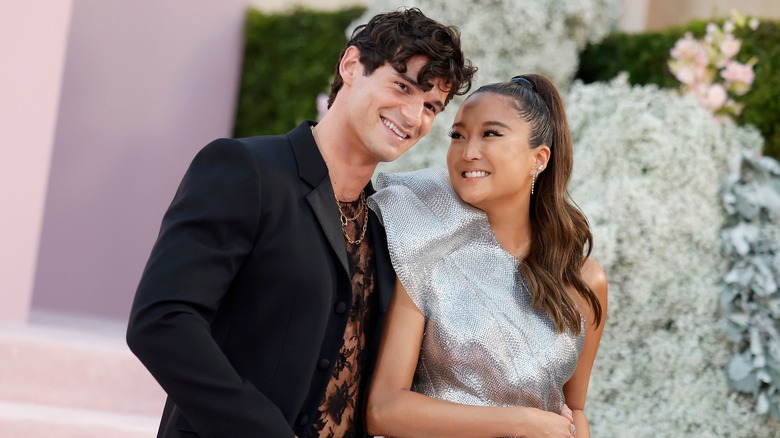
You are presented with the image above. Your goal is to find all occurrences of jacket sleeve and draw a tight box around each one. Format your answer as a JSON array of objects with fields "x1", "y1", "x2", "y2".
[{"x1": 126, "y1": 138, "x2": 294, "y2": 437}]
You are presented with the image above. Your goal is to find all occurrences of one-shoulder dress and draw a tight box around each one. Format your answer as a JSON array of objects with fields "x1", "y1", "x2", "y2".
[{"x1": 368, "y1": 168, "x2": 584, "y2": 414}]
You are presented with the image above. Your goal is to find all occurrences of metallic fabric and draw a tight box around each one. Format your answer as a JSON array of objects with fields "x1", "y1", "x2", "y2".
[{"x1": 368, "y1": 168, "x2": 584, "y2": 413}]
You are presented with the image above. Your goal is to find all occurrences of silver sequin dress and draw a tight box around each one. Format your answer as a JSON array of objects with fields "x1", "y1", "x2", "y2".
[{"x1": 368, "y1": 168, "x2": 584, "y2": 414}]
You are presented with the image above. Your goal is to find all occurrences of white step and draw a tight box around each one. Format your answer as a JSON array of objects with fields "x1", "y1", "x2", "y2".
[
  {"x1": 0, "y1": 313, "x2": 165, "y2": 416},
  {"x1": 0, "y1": 400, "x2": 158, "y2": 438}
]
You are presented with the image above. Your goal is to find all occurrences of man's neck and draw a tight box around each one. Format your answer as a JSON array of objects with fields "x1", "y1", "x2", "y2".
[{"x1": 311, "y1": 119, "x2": 377, "y2": 201}]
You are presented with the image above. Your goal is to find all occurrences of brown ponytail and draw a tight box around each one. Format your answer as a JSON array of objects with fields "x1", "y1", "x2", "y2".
[{"x1": 471, "y1": 74, "x2": 603, "y2": 333}]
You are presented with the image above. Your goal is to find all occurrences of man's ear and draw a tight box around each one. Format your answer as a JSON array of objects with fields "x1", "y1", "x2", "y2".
[{"x1": 339, "y1": 46, "x2": 362, "y2": 87}]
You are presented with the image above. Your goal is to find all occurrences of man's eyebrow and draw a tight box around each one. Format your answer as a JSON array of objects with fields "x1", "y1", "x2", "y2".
[
  {"x1": 398, "y1": 72, "x2": 445, "y2": 111},
  {"x1": 398, "y1": 72, "x2": 422, "y2": 89}
]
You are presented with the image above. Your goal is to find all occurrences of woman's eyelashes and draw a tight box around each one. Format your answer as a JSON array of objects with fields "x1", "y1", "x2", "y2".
[{"x1": 447, "y1": 129, "x2": 504, "y2": 140}]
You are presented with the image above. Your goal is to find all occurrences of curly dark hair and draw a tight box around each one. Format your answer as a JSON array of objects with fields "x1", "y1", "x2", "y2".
[{"x1": 327, "y1": 8, "x2": 476, "y2": 108}]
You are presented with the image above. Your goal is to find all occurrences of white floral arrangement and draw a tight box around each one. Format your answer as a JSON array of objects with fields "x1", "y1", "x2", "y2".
[
  {"x1": 721, "y1": 150, "x2": 780, "y2": 420},
  {"x1": 358, "y1": 0, "x2": 624, "y2": 174},
  {"x1": 566, "y1": 74, "x2": 776, "y2": 437},
  {"x1": 352, "y1": 2, "x2": 780, "y2": 433},
  {"x1": 667, "y1": 11, "x2": 758, "y2": 121}
]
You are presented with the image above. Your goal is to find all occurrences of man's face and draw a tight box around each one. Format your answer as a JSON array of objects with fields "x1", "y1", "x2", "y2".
[{"x1": 339, "y1": 49, "x2": 451, "y2": 163}]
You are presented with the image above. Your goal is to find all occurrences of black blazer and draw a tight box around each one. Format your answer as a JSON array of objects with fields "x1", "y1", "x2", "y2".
[{"x1": 127, "y1": 121, "x2": 395, "y2": 438}]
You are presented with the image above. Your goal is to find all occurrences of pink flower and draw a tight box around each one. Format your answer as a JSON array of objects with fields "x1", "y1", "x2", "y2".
[
  {"x1": 721, "y1": 61, "x2": 755, "y2": 85},
  {"x1": 702, "y1": 83, "x2": 728, "y2": 111},
  {"x1": 670, "y1": 33, "x2": 697, "y2": 59},
  {"x1": 674, "y1": 65, "x2": 697, "y2": 85},
  {"x1": 668, "y1": 17, "x2": 757, "y2": 122},
  {"x1": 670, "y1": 34, "x2": 708, "y2": 67},
  {"x1": 749, "y1": 18, "x2": 759, "y2": 31},
  {"x1": 719, "y1": 34, "x2": 741, "y2": 61},
  {"x1": 721, "y1": 61, "x2": 755, "y2": 96},
  {"x1": 693, "y1": 46, "x2": 710, "y2": 67}
]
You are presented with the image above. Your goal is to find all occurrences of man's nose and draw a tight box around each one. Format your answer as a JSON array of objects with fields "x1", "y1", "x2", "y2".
[{"x1": 399, "y1": 97, "x2": 424, "y2": 128}]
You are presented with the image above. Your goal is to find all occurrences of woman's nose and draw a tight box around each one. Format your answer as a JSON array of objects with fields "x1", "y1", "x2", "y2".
[{"x1": 461, "y1": 140, "x2": 481, "y2": 161}]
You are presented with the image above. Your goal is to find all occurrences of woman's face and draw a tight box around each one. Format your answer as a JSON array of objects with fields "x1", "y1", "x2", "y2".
[{"x1": 446, "y1": 92, "x2": 546, "y2": 212}]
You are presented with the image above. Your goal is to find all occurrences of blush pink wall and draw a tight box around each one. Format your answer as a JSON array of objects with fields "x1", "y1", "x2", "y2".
[
  {"x1": 0, "y1": 1, "x2": 75, "y2": 323},
  {"x1": 29, "y1": 0, "x2": 250, "y2": 321}
]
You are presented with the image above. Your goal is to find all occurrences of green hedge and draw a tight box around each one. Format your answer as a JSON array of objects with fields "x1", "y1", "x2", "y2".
[
  {"x1": 576, "y1": 20, "x2": 780, "y2": 159},
  {"x1": 233, "y1": 7, "x2": 366, "y2": 138}
]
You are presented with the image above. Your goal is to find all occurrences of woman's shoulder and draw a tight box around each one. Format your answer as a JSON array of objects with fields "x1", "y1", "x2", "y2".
[
  {"x1": 581, "y1": 258, "x2": 606, "y2": 284},
  {"x1": 374, "y1": 167, "x2": 452, "y2": 196},
  {"x1": 368, "y1": 168, "x2": 460, "y2": 319},
  {"x1": 370, "y1": 167, "x2": 463, "y2": 222},
  {"x1": 581, "y1": 258, "x2": 608, "y2": 301}
]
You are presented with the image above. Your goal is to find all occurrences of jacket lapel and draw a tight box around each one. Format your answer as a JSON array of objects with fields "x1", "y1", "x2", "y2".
[
  {"x1": 307, "y1": 183, "x2": 349, "y2": 275},
  {"x1": 288, "y1": 122, "x2": 349, "y2": 275}
]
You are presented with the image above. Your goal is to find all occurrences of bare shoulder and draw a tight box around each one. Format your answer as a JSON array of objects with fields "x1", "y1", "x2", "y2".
[
  {"x1": 577, "y1": 258, "x2": 608, "y2": 328},
  {"x1": 581, "y1": 258, "x2": 608, "y2": 302}
]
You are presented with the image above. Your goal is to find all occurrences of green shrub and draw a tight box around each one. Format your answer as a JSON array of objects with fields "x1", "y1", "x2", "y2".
[
  {"x1": 738, "y1": 22, "x2": 780, "y2": 159},
  {"x1": 576, "y1": 20, "x2": 780, "y2": 159},
  {"x1": 233, "y1": 7, "x2": 365, "y2": 138}
]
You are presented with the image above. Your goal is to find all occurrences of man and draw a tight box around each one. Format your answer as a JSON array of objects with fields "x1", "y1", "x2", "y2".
[{"x1": 126, "y1": 8, "x2": 476, "y2": 438}]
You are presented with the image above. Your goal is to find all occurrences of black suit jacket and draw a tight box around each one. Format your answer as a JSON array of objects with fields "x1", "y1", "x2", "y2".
[{"x1": 127, "y1": 121, "x2": 395, "y2": 438}]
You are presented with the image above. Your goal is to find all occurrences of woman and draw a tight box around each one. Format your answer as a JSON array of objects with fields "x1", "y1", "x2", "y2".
[{"x1": 366, "y1": 74, "x2": 607, "y2": 437}]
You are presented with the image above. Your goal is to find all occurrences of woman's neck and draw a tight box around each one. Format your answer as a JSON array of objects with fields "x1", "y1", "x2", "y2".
[{"x1": 485, "y1": 203, "x2": 532, "y2": 260}]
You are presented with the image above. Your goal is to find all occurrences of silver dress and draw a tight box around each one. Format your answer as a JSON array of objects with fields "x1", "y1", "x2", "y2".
[{"x1": 368, "y1": 168, "x2": 584, "y2": 413}]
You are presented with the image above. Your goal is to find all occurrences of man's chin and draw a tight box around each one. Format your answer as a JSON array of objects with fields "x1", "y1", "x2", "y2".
[{"x1": 380, "y1": 144, "x2": 417, "y2": 163}]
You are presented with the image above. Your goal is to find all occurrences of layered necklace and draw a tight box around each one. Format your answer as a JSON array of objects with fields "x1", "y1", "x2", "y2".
[
  {"x1": 334, "y1": 191, "x2": 368, "y2": 245},
  {"x1": 312, "y1": 125, "x2": 369, "y2": 245}
]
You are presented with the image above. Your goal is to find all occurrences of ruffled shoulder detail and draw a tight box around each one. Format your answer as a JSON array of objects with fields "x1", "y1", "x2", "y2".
[{"x1": 368, "y1": 168, "x2": 511, "y2": 317}]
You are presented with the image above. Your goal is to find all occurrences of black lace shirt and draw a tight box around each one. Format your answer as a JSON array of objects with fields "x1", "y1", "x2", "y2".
[{"x1": 310, "y1": 197, "x2": 377, "y2": 437}]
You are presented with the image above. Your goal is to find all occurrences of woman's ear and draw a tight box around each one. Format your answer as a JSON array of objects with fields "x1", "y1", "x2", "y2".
[{"x1": 535, "y1": 145, "x2": 552, "y2": 171}]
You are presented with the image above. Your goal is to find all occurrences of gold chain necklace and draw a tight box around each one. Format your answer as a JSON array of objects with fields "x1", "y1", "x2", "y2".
[
  {"x1": 337, "y1": 198, "x2": 364, "y2": 223},
  {"x1": 335, "y1": 191, "x2": 368, "y2": 245}
]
